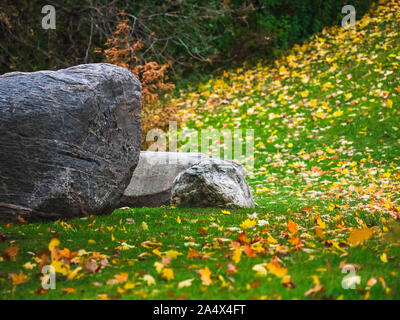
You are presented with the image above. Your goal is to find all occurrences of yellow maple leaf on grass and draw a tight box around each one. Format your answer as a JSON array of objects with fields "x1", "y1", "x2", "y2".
[
  {"x1": 165, "y1": 250, "x2": 183, "y2": 259},
  {"x1": 51, "y1": 260, "x2": 69, "y2": 276},
  {"x1": 197, "y1": 267, "x2": 212, "y2": 286},
  {"x1": 232, "y1": 248, "x2": 242, "y2": 264},
  {"x1": 348, "y1": 227, "x2": 374, "y2": 246},
  {"x1": 266, "y1": 259, "x2": 288, "y2": 278},
  {"x1": 240, "y1": 219, "x2": 256, "y2": 230},
  {"x1": 48, "y1": 237, "x2": 60, "y2": 251},
  {"x1": 142, "y1": 221, "x2": 149, "y2": 231},
  {"x1": 154, "y1": 261, "x2": 164, "y2": 273},
  {"x1": 23, "y1": 262, "x2": 36, "y2": 270},
  {"x1": 332, "y1": 109, "x2": 344, "y2": 117},
  {"x1": 300, "y1": 89, "x2": 309, "y2": 98},
  {"x1": 315, "y1": 227, "x2": 325, "y2": 239},
  {"x1": 161, "y1": 268, "x2": 174, "y2": 281}
]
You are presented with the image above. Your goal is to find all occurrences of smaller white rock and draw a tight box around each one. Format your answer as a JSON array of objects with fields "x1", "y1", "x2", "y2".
[
  {"x1": 120, "y1": 151, "x2": 209, "y2": 207},
  {"x1": 171, "y1": 157, "x2": 255, "y2": 208}
]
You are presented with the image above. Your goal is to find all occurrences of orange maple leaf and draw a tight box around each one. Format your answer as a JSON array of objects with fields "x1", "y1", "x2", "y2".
[
  {"x1": 266, "y1": 259, "x2": 288, "y2": 278},
  {"x1": 244, "y1": 245, "x2": 256, "y2": 257},
  {"x1": 287, "y1": 220, "x2": 298, "y2": 234},
  {"x1": 10, "y1": 271, "x2": 28, "y2": 286},
  {"x1": 106, "y1": 272, "x2": 129, "y2": 285},
  {"x1": 197, "y1": 267, "x2": 212, "y2": 286},
  {"x1": 187, "y1": 248, "x2": 200, "y2": 259}
]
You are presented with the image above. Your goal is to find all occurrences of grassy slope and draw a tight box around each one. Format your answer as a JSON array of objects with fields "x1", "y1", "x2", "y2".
[{"x1": 1, "y1": 1, "x2": 399, "y2": 300}]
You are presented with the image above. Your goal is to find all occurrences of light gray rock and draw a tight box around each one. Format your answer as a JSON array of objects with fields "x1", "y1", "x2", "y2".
[
  {"x1": 0, "y1": 63, "x2": 142, "y2": 223},
  {"x1": 120, "y1": 151, "x2": 209, "y2": 207},
  {"x1": 170, "y1": 157, "x2": 255, "y2": 208}
]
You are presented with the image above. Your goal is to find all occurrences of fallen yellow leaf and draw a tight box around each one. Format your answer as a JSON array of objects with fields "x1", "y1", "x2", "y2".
[
  {"x1": 348, "y1": 227, "x2": 373, "y2": 246},
  {"x1": 197, "y1": 267, "x2": 212, "y2": 286},
  {"x1": 161, "y1": 268, "x2": 174, "y2": 281},
  {"x1": 266, "y1": 259, "x2": 288, "y2": 278},
  {"x1": 232, "y1": 248, "x2": 242, "y2": 264},
  {"x1": 240, "y1": 219, "x2": 256, "y2": 230}
]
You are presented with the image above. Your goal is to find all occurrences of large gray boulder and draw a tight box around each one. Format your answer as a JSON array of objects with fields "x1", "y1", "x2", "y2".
[
  {"x1": 120, "y1": 151, "x2": 209, "y2": 207},
  {"x1": 171, "y1": 157, "x2": 255, "y2": 208},
  {"x1": 0, "y1": 63, "x2": 142, "y2": 223}
]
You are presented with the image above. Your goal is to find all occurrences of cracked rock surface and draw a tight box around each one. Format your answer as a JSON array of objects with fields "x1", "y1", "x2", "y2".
[
  {"x1": 0, "y1": 63, "x2": 142, "y2": 223},
  {"x1": 171, "y1": 157, "x2": 255, "y2": 208}
]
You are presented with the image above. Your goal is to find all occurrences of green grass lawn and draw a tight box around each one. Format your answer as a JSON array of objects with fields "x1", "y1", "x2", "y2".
[{"x1": 1, "y1": 0, "x2": 399, "y2": 300}]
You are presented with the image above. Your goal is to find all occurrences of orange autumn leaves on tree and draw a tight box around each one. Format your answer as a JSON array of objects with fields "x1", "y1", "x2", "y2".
[
  {"x1": 103, "y1": 11, "x2": 174, "y2": 103},
  {"x1": 102, "y1": 11, "x2": 178, "y2": 142}
]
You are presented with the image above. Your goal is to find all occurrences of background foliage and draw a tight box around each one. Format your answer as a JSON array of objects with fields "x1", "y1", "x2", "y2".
[{"x1": 0, "y1": 0, "x2": 376, "y2": 78}]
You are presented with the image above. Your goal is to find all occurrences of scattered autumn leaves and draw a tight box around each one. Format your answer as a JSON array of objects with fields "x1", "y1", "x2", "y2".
[{"x1": 1, "y1": 0, "x2": 400, "y2": 300}]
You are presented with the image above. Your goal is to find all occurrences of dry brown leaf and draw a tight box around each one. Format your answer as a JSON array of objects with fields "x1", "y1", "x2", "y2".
[
  {"x1": 2, "y1": 245, "x2": 19, "y2": 261},
  {"x1": 37, "y1": 250, "x2": 49, "y2": 272},
  {"x1": 85, "y1": 259, "x2": 100, "y2": 273}
]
